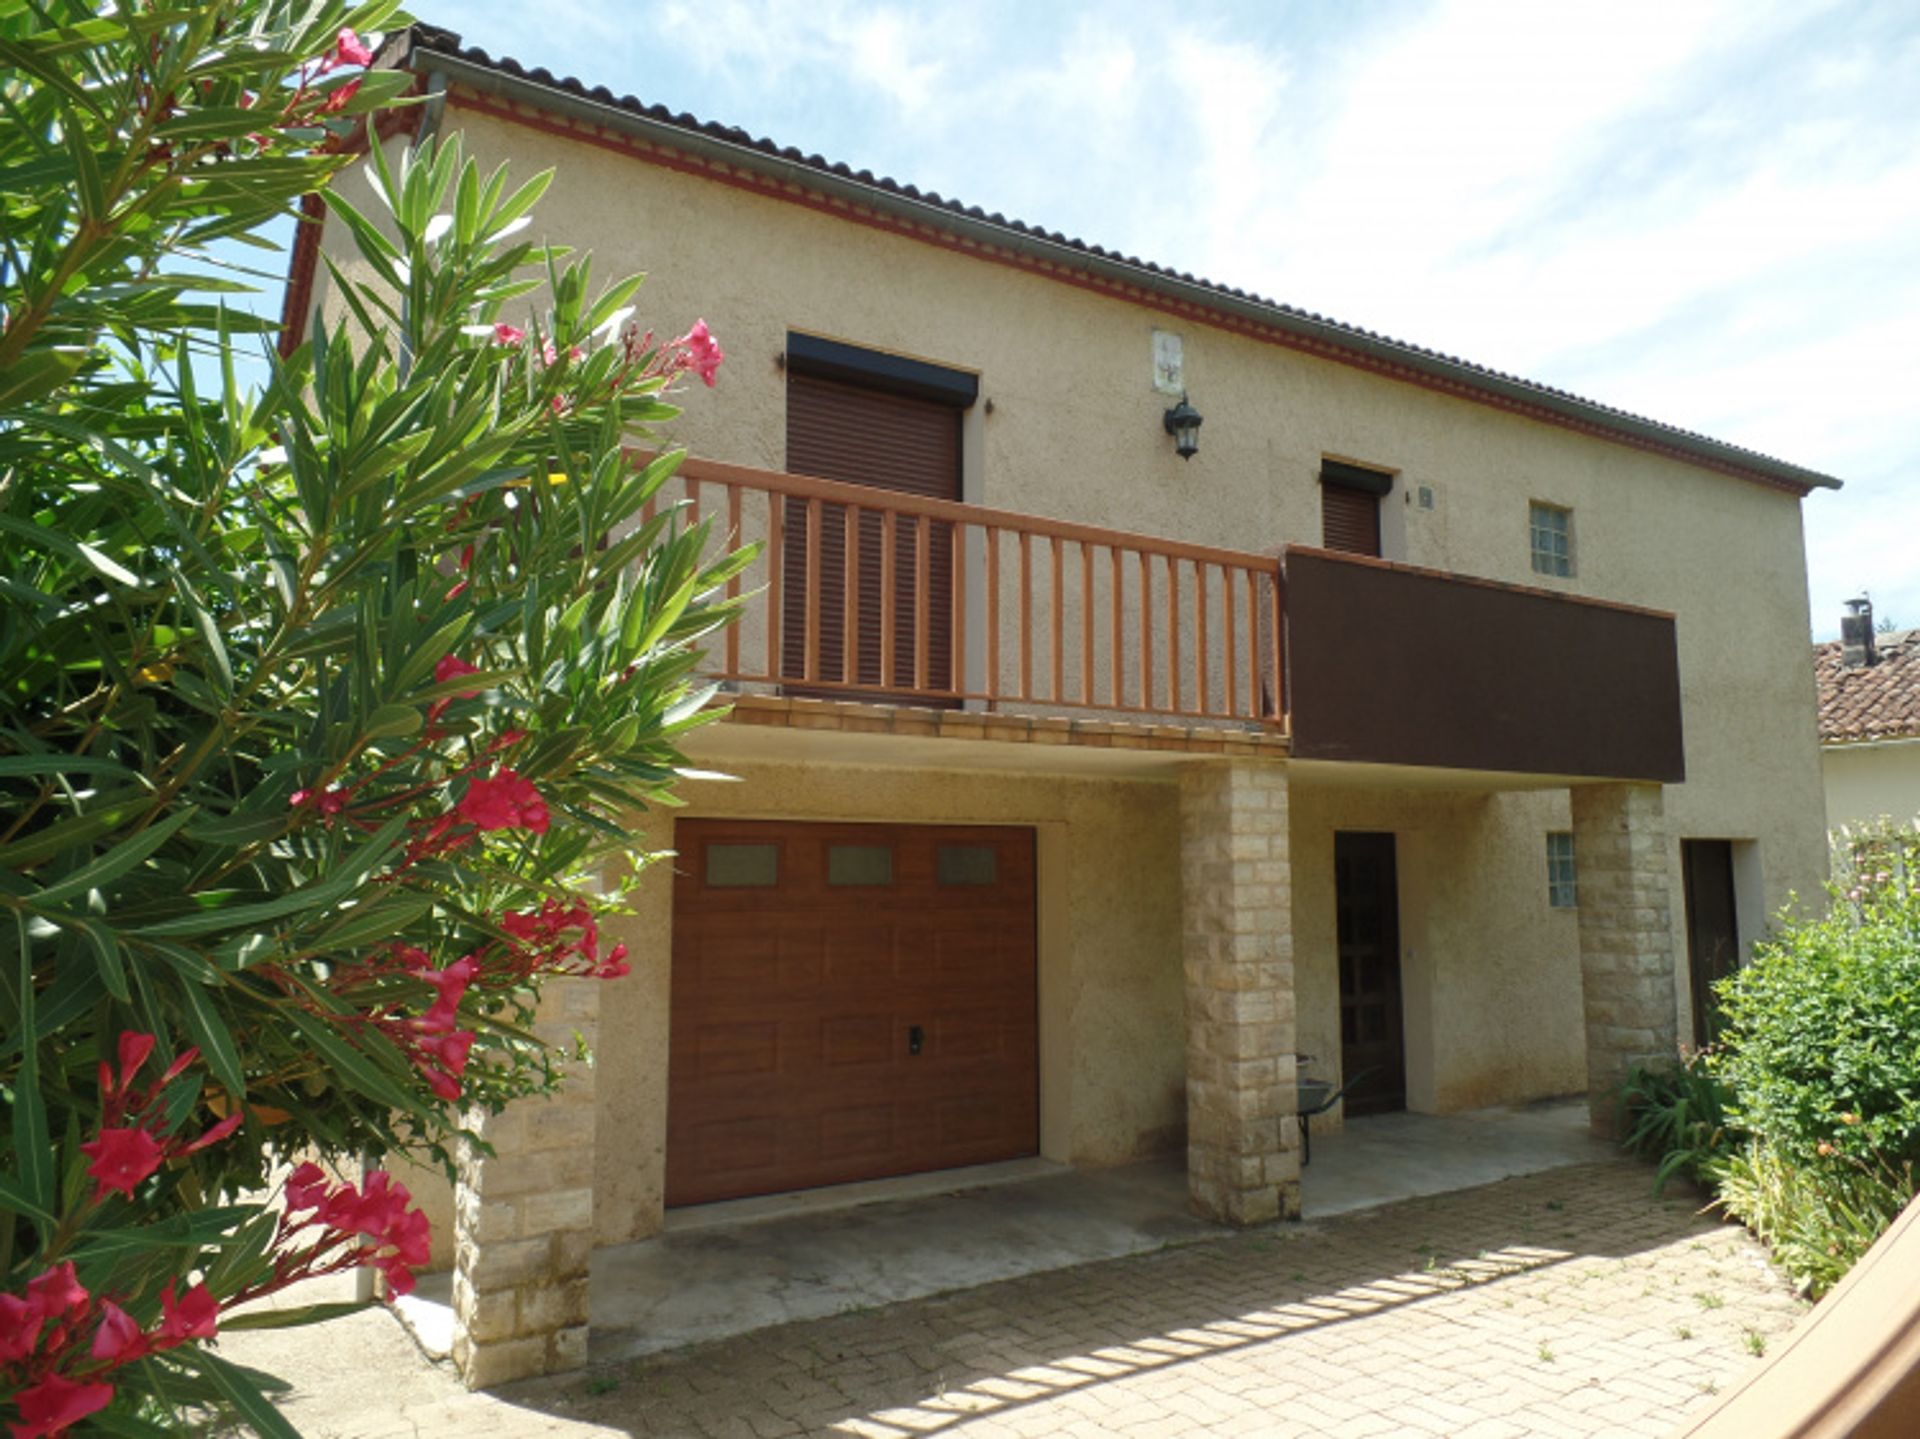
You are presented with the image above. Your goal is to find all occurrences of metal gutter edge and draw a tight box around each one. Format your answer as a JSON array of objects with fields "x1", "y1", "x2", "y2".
[{"x1": 412, "y1": 45, "x2": 1843, "y2": 495}]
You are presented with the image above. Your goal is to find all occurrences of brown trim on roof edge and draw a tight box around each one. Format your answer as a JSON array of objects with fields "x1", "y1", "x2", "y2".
[
  {"x1": 277, "y1": 104, "x2": 421, "y2": 357},
  {"x1": 431, "y1": 86, "x2": 1823, "y2": 498},
  {"x1": 278, "y1": 190, "x2": 328, "y2": 358}
]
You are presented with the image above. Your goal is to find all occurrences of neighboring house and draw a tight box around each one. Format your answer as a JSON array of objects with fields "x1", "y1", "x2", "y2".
[
  {"x1": 290, "y1": 26, "x2": 1840, "y2": 1383},
  {"x1": 1816, "y1": 599, "x2": 1920, "y2": 830}
]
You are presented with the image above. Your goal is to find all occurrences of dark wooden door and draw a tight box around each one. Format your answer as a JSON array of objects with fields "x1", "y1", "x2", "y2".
[
  {"x1": 1335, "y1": 831, "x2": 1405, "y2": 1114},
  {"x1": 783, "y1": 374, "x2": 960, "y2": 698},
  {"x1": 1683, "y1": 839, "x2": 1740, "y2": 1047},
  {"x1": 1321, "y1": 484, "x2": 1381, "y2": 556},
  {"x1": 668, "y1": 820, "x2": 1037, "y2": 1206}
]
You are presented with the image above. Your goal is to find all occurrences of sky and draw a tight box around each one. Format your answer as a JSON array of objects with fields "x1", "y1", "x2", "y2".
[{"x1": 382, "y1": 0, "x2": 1917, "y2": 636}]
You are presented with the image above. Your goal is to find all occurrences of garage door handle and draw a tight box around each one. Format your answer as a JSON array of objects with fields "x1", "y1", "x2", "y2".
[{"x1": 908, "y1": 1024, "x2": 924, "y2": 1056}]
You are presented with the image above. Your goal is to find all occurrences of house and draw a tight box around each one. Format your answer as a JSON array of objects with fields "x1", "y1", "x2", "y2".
[
  {"x1": 289, "y1": 25, "x2": 1840, "y2": 1385},
  {"x1": 1816, "y1": 598, "x2": 1920, "y2": 830}
]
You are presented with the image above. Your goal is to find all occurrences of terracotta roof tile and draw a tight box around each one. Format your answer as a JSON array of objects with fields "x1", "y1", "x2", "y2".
[{"x1": 1815, "y1": 628, "x2": 1920, "y2": 744}]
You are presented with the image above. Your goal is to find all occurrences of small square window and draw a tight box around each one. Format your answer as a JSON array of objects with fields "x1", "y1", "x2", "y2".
[
  {"x1": 706, "y1": 843, "x2": 778, "y2": 887},
  {"x1": 1530, "y1": 502, "x2": 1573, "y2": 578},
  {"x1": 1547, "y1": 832, "x2": 1578, "y2": 909},
  {"x1": 828, "y1": 844, "x2": 893, "y2": 886}
]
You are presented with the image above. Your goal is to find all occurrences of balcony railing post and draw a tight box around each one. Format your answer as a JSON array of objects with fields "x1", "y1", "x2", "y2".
[
  {"x1": 1050, "y1": 536, "x2": 1065, "y2": 704},
  {"x1": 1167, "y1": 554, "x2": 1181, "y2": 716},
  {"x1": 725, "y1": 483, "x2": 742, "y2": 677},
  {"x1": 843, "y1": 503, "x2": 860, "y2": 687},
  {"x1": 880, "y1": 510, "x2": 897, "y2": 692},
  {"x1": 985, "y1": 527, "x2": 1000, "y2": 704}
]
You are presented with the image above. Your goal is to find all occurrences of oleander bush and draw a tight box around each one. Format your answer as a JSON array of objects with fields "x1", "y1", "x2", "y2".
[{"x1": 1, "y1": 3, "x2": 745, "y2": 1431}]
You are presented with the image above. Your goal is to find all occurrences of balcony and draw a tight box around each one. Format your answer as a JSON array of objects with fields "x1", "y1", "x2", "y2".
[{"x1": 665, "y1": 456, "x2": 1683, "y2": 783}]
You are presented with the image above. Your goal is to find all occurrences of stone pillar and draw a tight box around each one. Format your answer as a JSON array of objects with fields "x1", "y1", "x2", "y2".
[
  {"x1": 451, "y1": 977, "x2": 599, "y2": 1388},
  {"x1": 1571, "y1": 783, "x2": 1679, "y2": 1139},
  {"x1": 1180, "y1": 760, "x2": 1300, "y2": 1225}
]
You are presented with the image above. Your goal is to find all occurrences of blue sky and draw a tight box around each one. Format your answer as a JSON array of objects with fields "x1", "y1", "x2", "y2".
[{"x1": 387, "y1": 0, "x2": 1918, "y2": 636}]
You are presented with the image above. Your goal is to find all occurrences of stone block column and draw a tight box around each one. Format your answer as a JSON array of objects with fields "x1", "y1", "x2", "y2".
[
  {"x1": 1571, "y1": 783, "x2": 1679, "y2": 1138},
  {"x1": 451, "y1": 976, "x2": 599, "y2": 1388},
  {"x1": 1180, "y1": 760, "x2": 1300, "y2": 1225}
]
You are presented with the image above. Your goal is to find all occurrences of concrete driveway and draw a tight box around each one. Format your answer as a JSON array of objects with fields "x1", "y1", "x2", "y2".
[{"x1": 228, "y1": 1159, "x2": 1803, "y2": 1437}]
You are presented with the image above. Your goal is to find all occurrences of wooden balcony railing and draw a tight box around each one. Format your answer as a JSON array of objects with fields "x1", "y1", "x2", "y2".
[{"x1": 655, "y1": 455, "x2": 1286, "y2": 728}]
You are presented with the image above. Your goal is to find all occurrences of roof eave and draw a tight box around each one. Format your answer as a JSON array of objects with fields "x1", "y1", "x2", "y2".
[{"x1": 404, "y1": 41, "x2": 1843, "y2": 496}]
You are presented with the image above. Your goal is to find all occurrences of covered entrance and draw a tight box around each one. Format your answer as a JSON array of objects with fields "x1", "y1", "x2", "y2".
[{"x1": 667, "y1": 819, "x2": 1038, "y2": 1206}]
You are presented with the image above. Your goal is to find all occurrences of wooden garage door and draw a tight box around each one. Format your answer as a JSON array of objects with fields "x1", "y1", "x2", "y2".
[{"x1": 667, "y1": 820, "x2": 1037, "y2": 1207}]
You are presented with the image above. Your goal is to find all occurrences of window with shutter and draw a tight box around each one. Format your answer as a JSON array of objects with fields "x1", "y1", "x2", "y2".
[
  {"x1": 1321, "y1": 485, "x2": 1382, "y2": 556},
  {"x1": 1318, "y1": 460, "x2": 1393, "y2": 557},
  {"x1": 783, "y1": 371, "x2": 963, "y2": 700}
]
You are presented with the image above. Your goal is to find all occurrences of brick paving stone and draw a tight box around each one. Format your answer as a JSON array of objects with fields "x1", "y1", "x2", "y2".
[{"x1": 231, "y1": 1159, "x2": 1808, "y2": 1439}]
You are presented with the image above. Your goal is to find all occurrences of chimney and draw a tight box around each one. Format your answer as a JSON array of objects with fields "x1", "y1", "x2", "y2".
[{"x1": 1841, "y1": 596, "x2": 1878, "y2": 669}]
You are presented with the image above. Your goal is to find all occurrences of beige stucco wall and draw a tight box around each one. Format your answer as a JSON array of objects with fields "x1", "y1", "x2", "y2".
[
  {"x1": 591, "y1": 758, "x2": 1186, "y2": 1245},
  {"x1": 1823, "y1": 741, "x2": 1920, "y2": 832},
  {"x1": 307, "y1": 99, "x2": 1833, "y2": 1217},
  {"x1": 381, "y1": 101, "x2": 1825, "y2": 901},
  {"x1": 1289, "y1": 781, "x2": 1587, "y2": 1121}
]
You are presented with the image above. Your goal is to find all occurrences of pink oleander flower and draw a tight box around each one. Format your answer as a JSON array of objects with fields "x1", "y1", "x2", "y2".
[
  {"x1": 457, "y1": 769, "x2": 550, "y2": 834},
  {"x1": 415, "y1": 956, "x2": 477, "y2": 1035},
  {"x1": 492, "y1": 322, "x2": 526, "y2": 346},
  {"x1": 333, "y1": 27, "x2": 374, "y2": 68},
  {"x1": 290, "y1": 785, "x2": 347, "y2": 816},
  {"x1": 79, "y1": 1126, "x2": 166, "y2": 1201},
  {"x1": 673, "y1": 319, "x2": 724, "y2": 387},
  {"x1": 25, "y1": 1264, "x2": 88, "y2": 1321},
  {"x1": 155, "y1": 1282, "x2": 219, "y2": 1347},
  {"x1": 433, "y1": 653, "x2": 483, "y2": 698},
  {"x1": 0, "y1": 1294, "x2": 41, "y2": 1363},
  {"x1": 319, "y1": 76, "x2": 361, "y2": 114},
  {"x1": 9, "y1": 1373, "x2": 115, "y2": 1439},
  {"x1": 90, "y1": 1301, "x2": 143, "y2": 1362}
]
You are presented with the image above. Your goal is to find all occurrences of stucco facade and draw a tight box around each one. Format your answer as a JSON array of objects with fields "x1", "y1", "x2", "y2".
[
  {"x1": 300, "y1": 30, "x2": 1839, "y2": 1384},
  {"x1": 1823, "y1": 742, "x2": 1920, "y2": 831}
]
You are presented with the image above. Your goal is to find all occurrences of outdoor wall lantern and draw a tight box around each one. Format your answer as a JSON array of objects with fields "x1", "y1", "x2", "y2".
[{"x1": 1163, "y1": 394, "x2": 1203, "y2": 459}]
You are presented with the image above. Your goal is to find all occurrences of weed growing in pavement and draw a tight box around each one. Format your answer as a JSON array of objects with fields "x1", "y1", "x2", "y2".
[
  {"x1": 1744, "y1": 1330, "x2": 1768, "y2": 1357},
  {"x1": 1537, "y1": 1343, "x2": 1556, "y2": 1363},
  {"x1": 1674, "y1": 1325, "x2": 1694, "y2": 1341},
  {"x1": 1695, "y1": 1292, "x2": 1725, "y2": 1310}
]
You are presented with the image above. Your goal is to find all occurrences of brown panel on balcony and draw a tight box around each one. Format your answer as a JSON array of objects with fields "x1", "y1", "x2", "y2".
[
  {"x1": 1283, "y1": 547, "x2": 1685, "y2": 782},
  {"x1": 784, "y1": 374, "x2": 959, "y2": 699}
]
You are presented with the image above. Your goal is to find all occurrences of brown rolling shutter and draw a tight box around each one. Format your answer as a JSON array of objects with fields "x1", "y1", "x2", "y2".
[
  {"x1": 1321, "y1": 484, "x2": 1382, "y2": 556},
  {"x1": 784, "y1": 373, "x2": 961, "y2": 698}
]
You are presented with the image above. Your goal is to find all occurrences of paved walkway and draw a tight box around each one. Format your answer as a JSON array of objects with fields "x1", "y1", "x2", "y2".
[{"x1": 228, "y1": 1161, "x2": 1804, "y2": 1438}]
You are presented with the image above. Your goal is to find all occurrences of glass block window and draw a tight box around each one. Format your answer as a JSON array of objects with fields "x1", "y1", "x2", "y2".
[
  {"x1": 1530, "y1": 502, "x2": 1573, "y2": 577},
  {"x1": 828, "y1": 844, "x2": 893, "y2": 886},
  {"x1": 936, "y1": 844, "x2": 998, "y2": 886},
  {"x1": 706, "y1": 843, "x2": 778, "y2": 887},
  {"x1": 1547, "y1": 832, "x2": 1578, "y2": 909}
]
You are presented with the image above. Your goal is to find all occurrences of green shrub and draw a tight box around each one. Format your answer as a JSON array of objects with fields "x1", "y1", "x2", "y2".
[
  {"x1": 1708, "y1": 822, "x2": 1920, "y2": 1293},
  {"x1": 1620, "y1": 1053, "x2": 1741, "y2": 1193},
  {"x1": 1713, "y1": 1137, "x2": 1914, "y2": 1298}
]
